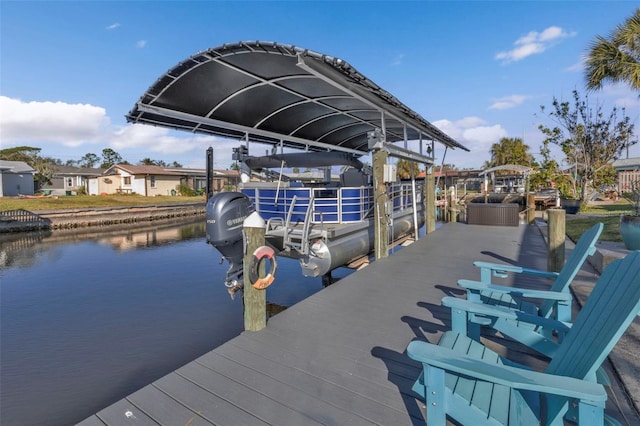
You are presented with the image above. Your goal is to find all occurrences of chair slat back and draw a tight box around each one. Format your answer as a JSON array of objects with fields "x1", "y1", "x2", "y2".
[
  {"x1": 540, "y1": 223, "x2": 603, "y2": 317},
  {"x1": 547, "y1": 251, "x2": 640, "y2": 380}
]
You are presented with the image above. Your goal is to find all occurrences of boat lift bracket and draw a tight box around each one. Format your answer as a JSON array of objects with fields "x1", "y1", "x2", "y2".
[{"x1": 367, "y1": 130, "x2": 434, "y2": 165}]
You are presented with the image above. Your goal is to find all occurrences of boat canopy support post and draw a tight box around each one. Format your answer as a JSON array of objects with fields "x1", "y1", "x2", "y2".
[
  {"x1": 426, "y1": 165, "x2": 436, "y2": 234},
  {"x1": 243, "y1": 212, "x2": 267, "y2": 331},
  {"x1": 425, "y1": 140, "x2": 435, "y2": 233},
  {"x1": 370, "y1": 130, "x2": 389, "y2": 260},
  {"x1": 206, "y1": 147, "x2": 214, "y2": 201}
]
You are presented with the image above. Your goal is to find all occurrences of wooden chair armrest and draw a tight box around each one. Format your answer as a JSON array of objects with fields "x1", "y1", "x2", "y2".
[
  {"x1": 407, "y1": 340, "x2": 605, "y2": 401},
  {"x1": 442, "y1": 297, "x2": 571, "y2": 334},
  {"x1": 457, "y1": 279, "x2": 573, "y2": 302},
  {"x1": 473, "y1": 261, "x2": 559, "y2": 280}
]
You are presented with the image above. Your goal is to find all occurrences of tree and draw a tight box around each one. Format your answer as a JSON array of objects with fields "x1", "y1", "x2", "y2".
[
  {"x1": 396, "y1": 159, "x2": 420, "y2": 179},
  {"x1": 585, "y1": 9, "x2": 640, "y2": 92},
  {"x1": 0, "y1": 146, "x2": 41, "y2": 163},
  {"x1": 139, "y1": 157, "x2": 156, "y2": 165},
  {"x1": 101, "y1": 148, "x2": 123, "y2": 168},
  {"x1": 139, "y1": 158, "x2": 174, "y2": 167},
  {"x1": 79, "y1": 153, "x2": 99, "y2": 168},
  {"x1": 530, "y1": 139, "x2": 560, "y2": 190},
  {"x1": 484, "y1": 137, "x2": 534, "y2": 169},
  {"x1": 538, "y1": 89, "x2": 636, "y2": 202}
]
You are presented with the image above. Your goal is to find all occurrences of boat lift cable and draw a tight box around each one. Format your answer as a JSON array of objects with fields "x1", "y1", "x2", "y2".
[
  {"x1": 435, "y1": 146, "x2": 448, "y2": 192},
  {"x1": 274, "y1": 160, "x2": 286, "y2": 206}
]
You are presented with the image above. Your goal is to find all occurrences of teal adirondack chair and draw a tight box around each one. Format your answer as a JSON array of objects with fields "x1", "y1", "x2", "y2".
[
  {"x1": 455, "y1": 223, "x2": 603, "y2": 340},
  {"x1": 407, "y1": 250, "x2": 640, "y2": 426}
]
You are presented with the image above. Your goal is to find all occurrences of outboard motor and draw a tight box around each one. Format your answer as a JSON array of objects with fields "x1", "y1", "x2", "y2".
[{"x1": 206, "y1": 192, "x2": 255, "y2": 295}]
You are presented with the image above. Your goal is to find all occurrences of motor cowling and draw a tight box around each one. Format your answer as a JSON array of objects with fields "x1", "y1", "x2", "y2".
[{"x1": 206, "y1": 192, "x2": 255, "y2": 287}]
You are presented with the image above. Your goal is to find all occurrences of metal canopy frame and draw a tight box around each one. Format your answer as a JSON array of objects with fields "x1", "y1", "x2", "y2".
[{"x1": 127, "y1": 41, "x2": 469, "y2": 164}]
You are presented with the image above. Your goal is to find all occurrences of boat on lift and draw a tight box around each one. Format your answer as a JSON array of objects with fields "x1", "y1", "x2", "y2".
[
  {"x1": 205, "y1": 148, "x2": 424, "y2": 291},
  {"x1": 124, "y1": 41, "x2": 469, "y2": 292}
]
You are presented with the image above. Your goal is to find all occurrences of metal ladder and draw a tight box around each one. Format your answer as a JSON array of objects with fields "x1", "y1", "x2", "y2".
[{"x1": 283, "y1": 195, "x2": 325, "y2": 255}]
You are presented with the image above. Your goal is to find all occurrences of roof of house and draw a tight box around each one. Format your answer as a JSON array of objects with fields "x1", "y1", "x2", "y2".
[
  {"x1": 104, "y1": 164, "x2": 239, "y2": 177},
  {"x1": 53, "y1": 165, "x2": 104, "y2": 176},
  {"x1": 0, "y1": 160, "x2": 36, "y2": 173},
  {"x1": 612, "y1": 157, "x2": 640, "y2": 170}
]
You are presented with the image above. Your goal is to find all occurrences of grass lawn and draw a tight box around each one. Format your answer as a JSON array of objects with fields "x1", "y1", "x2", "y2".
[
  {"x1": 564, "y1": 199, "x2": 633, "y2": 243},
  {"x1": 565, "y1": 215, "x2": 623, "y2": 243},
  {"x1": 0, "y1": 194, "x2": 205, "y2": 211}
]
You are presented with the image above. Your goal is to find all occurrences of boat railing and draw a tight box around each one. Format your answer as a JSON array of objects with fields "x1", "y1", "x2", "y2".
[{"x1": 242, "y1": 183, "x2": 421, "y2": 225}]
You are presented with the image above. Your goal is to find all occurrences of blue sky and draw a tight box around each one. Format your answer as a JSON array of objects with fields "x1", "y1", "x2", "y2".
[{"x1": 1, "y1": 1, "x2": 638, "y2": 170}]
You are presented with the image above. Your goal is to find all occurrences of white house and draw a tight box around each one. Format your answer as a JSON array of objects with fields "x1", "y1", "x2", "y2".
[{"x1": 0, "y1": 160, "x2": 36, "y2": 196}]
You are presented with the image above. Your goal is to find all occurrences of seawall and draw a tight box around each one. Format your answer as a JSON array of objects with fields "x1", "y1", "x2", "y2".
[{"x1": 0, "y1": 203, "x2": 206, "y2": 232}]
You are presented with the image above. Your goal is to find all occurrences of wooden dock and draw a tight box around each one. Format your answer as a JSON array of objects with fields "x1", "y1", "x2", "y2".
[{"x1": 78, "y1": 222, "x2": 639, "y2": 425}]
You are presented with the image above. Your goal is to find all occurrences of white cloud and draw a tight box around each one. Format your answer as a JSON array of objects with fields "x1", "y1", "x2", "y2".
[
  {"x1": 496, "y1": 26, "x2": 576, "y2": 64},
  {"x1": 0, "y1": 96, "x2": 109, "y2": 147},
  {"x1": 489, "y1": 94, "x2": 529, "y2": 110},
  {"x1": 565, "y1": 58, "x2": 585, "y2": 73},
  {"x1": 106, "y1": 23, "x2": 121, "y2": 30},
  {"x1": 111, "y1": 124, "x2": 224, "y2": 155},
  {"x1": 432, "y1": 117, "x2": 508, "y2": 168},
  {"x1": 136, "y1": 40, "x2": 147, "y2": 48},
  {"x1": 0, "y1": 96, "x2": 234, "y2": 167},
  {"x1": 456, "y1": 116, "x2": 486, "y2": 128}
]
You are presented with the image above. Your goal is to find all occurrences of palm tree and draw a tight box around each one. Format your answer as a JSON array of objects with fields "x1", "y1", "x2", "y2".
[
  {"x1": 584, "y1": 9, "x2": 640, "y2": 92},
  {"x1": 484, "y1": 137, "x2": 534, "y2": 169}
]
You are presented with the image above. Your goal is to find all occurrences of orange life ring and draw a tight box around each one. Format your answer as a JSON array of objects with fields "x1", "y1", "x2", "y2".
[{"x1": 248, "y1": 246, "x2": 277, "y2": 289}]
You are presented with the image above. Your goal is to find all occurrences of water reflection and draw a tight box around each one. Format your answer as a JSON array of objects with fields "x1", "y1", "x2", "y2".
[{"x1": 0, "y1": 218, "x2": 347, "y2": 426}]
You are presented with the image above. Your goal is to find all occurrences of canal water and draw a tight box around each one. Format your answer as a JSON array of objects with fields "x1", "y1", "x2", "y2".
[{"x1": 0, "y1": 218, "x2": 355, "y2": 426}]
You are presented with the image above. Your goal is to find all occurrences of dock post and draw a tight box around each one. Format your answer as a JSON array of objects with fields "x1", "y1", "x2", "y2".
[
  {"x1": 547, "y1": 208, "x2": 565, "y2": 272},
  {"x1": 426, "y1": 167, "x2": 436, "y2": 234},
  {"x1": 373, "y1": 149, "x2": 389, "y2": 259},
  {"x1": 448, "y1": 187, "x2": 457, "y2": 223},
  {"x1": 243, "y1": 212, "x2": 267, "y2": 331},
  {"x1": 527, "y1": 194, "x2": 536, "y2": 224}
]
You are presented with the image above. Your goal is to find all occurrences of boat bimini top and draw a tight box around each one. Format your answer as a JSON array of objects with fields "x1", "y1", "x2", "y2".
[{"x1": 126, "y1": 41, "x2": 468, "y2": 165}]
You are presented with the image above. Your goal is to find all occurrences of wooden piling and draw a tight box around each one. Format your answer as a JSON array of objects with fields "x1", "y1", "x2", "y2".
[
  {"x1": 373, "y1": 149, "x2": 389, "y2": 260},
  {"x1": 547, "y1": 208, "x2": 565, "y2": 272},
  {"x1": 527, "y1": 194, "x2": 536, "y2": 224},
  {"x1": 426, "y1": 169, "x2": 436, "y2": 234},
  {"x1": 448, "y1": 188, "x2": 457, "y2": 223},
  {"x1": 243, "y1": 211, "x2": 267, "y2": 331}
]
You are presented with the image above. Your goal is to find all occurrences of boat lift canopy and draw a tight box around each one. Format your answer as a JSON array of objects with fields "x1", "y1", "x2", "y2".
[{"x1": 127, "y1": 41, "x2": 468, "y2": 165}]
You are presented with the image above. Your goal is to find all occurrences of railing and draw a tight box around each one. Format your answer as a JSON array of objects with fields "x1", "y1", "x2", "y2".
[{"x1": 242, "y1": 183, "x2": 422, "y2": 225}]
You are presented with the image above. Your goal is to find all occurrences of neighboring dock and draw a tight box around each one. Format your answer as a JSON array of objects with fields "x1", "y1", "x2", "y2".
[{"x1": 78, "y1": 222, "x2": 639, "y2": 425}]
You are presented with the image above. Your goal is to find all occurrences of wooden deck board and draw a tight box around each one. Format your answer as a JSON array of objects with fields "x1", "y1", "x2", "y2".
[
  {"x1": 79, "y1": 222, "x2": 637, "y2": 425},
  {"x1": 126, "y1": 385, "x2": 216, "y2": 426},
  {"x1": 153, "y1": 373, "x2": 270, "y2": 426}
]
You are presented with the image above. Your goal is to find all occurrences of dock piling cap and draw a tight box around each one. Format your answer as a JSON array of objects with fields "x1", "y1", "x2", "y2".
[{"x1": 244, "y1": 211, "x2": 265, "y2": 229}]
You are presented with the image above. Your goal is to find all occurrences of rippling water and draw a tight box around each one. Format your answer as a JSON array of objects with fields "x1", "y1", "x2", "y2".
[{"x1": 0, "y1": 219, "x2": 353, "y2": 426}]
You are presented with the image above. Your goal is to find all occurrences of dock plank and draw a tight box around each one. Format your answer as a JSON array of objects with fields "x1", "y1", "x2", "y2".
[
  {"x1": 212, "y1": 340, "x2": 419, "y2": 424},
  {"x1": 80, "y1": 222, "x2": 638, "y2": 425},
  {"x1": 176, "y1": 361, "x2": 327, "y2": 425},
  {"x1": 192, "y1": 351, "x2": 377, "y2": 425},
  {"x1": 126, "y1": 385, "x2": 215, "y2": 426},
  {"x1": 153, "y1": 373, "x2": 270, "y2": 426}
]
